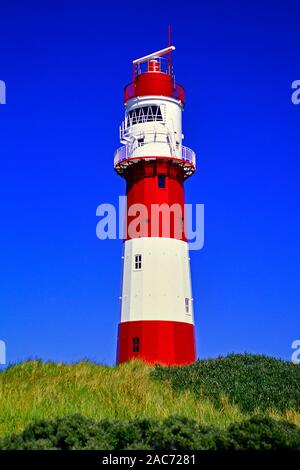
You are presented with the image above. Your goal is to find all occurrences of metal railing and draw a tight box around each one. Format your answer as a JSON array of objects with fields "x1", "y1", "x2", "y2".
[
  {"x1": 114, "y1": 145, "x2": 129, "y2": 165},
  {"x1": 114, "y1": 144, "x2": 196, "y2": 169},
  {"x1": 134, "y1": 56, "x2": 171, "y2": 77},
  {"x1": 181, "y1": 145, "x2": 196, "y2": 166},
  {"x1": 119, "y1": 113, "x2": 166, "y2": 144}
]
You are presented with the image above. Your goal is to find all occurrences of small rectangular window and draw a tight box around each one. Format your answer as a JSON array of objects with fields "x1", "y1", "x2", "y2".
[
  {"x1": 134, "y1": 254, "x2": 142, "y2": 270},
  {"x1": 185, "y1": 298, "x2": 190, "y2": 313},
  {"x1": 133, "y1": 337, "x2": 140, "y2": 352},
  {"x1": 158, "y1": 174, "x2": 166, "y2": 188}
]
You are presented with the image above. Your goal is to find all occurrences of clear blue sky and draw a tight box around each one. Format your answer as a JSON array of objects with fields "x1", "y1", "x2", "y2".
[{"x1": 0, "y1": 0, "x2": 299, "y2": 366}]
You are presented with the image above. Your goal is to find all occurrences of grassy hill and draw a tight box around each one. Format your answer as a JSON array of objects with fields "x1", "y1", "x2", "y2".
[{"x1": 0, "y1": 354, "x2": 299, "y2": 449}]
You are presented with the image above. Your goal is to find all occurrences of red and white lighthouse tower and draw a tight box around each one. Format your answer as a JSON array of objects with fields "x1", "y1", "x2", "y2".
[{"x1": 114, "y1": 45, "x2": 196, "y2": 366}]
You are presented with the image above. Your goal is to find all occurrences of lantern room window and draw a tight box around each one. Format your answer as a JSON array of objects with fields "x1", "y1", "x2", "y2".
[{"x1": 127, "y1": 105, "x2": 163, "y2": 126}]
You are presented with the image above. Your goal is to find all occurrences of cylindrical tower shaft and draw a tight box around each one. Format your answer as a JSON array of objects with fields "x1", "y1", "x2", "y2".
[{"x1": 114, "y1": 46, "x2": 196, "y2": 366}]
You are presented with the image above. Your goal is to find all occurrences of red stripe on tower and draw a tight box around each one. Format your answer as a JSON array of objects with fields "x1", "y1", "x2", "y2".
[{"x1": 114, "y1": 45, "x2": 196, "y2": 366}]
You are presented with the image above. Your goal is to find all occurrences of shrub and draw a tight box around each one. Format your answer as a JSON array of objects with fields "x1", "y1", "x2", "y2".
[
  {"x1": 0, "y1": 414, "x2": 300, "y2": 450},
  {"x1": 222, "y1": 416, "x2": 300, "y2": 450}
]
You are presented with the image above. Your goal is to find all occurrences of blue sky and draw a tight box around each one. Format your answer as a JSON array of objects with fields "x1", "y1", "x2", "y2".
[{"x1": 0, "y1": 0, "x2": 299, "y2": 366}]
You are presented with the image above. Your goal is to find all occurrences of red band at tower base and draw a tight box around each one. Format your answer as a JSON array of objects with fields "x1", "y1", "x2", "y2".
[{"x1": 117, "y1": 320, "x2": 196, "y2": 366}]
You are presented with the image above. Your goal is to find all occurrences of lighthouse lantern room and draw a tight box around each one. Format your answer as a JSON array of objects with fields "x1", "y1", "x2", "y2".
[{"x1": 115, "y1": 45, "x2": 197, "y2": 366}]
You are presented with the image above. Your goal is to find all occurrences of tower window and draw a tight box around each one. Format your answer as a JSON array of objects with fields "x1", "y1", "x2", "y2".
[
  {"x1": 158, "y1": 174, "x2": 166, "y2": 188},
  {"x1": 134, "y1": 254, "x2": 142, "y2": 270},
  {"x1": 133, "y1": 337, "x2": 140, "y2": 352},
  {"x1": 185, "y1": 298, "x2": 190, "y2": 313}
]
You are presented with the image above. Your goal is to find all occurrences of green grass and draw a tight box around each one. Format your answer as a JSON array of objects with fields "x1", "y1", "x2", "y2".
[
  {"x1": 0, "y1": 354, "x2": 299, "y2": 439},
  {"x1": 152, "y1": 354, "x2": 300, "y2": 413}
]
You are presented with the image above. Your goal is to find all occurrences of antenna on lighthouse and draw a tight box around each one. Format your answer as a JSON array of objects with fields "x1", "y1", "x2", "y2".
[{"x1": 168, "y1": 24, "x2": 172, "y2": 75}]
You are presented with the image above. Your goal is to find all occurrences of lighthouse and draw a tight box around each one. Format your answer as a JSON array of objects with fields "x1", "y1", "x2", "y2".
[{"x1": 114, "y1": 46, "x2": 196, "y2": 365}]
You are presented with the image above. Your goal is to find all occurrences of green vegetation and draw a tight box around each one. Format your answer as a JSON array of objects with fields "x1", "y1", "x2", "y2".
[
  {"x1": 1, "y1": 414, "x2": 299, "y2": 450},
  {"x1": 0, "y1": 354, "x2": 299, "y2": 449},
  {"x1": 152, "y1": 354, "x2": 300, "y2": 413},
  {"x1": 0, "y1": 359, "x2": 244, "y2": 437}
]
